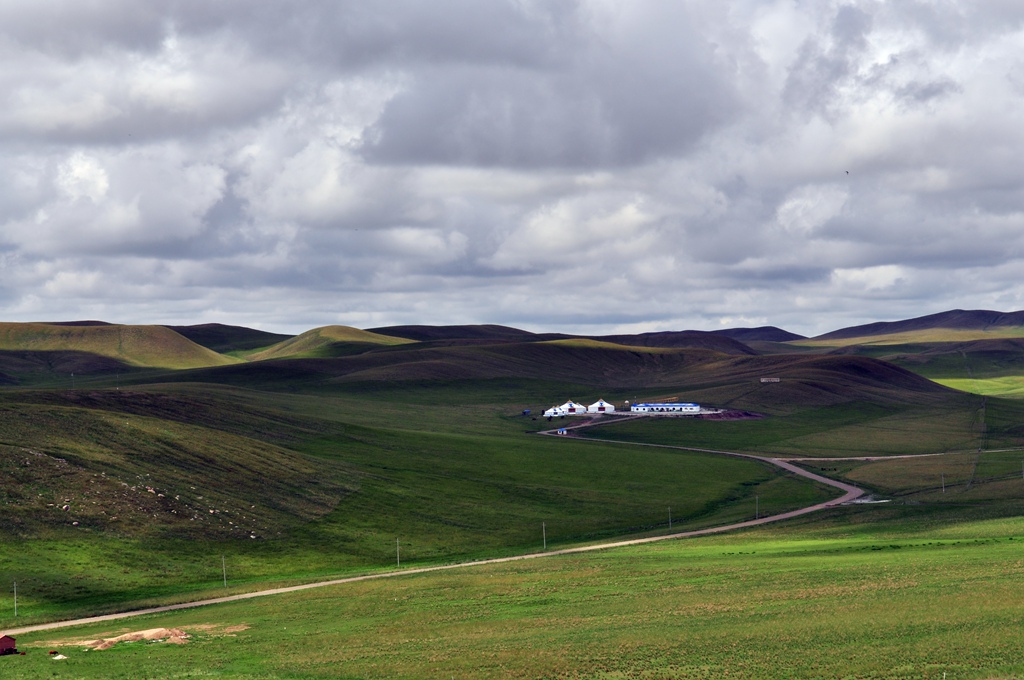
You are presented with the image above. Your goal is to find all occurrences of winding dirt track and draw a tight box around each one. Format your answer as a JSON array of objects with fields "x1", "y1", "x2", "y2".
[{"x1": 5, "y1": 416, "x2": 864, "y2": 637}]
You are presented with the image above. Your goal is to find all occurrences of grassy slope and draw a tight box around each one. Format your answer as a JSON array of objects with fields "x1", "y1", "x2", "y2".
[
  {"x1": 9, "y1": 513, "x2": 1024, "y2": 679},
  {"x1": 0, "y1": 378, "x2": 837, "y2": 625},
  {"x1": 0, "y1": 334, "x2": 1020, "y2": 631},
  {"x1": 245, "y1": 325, "x2": 414, "y2": 361},
  {"x1": 805, "y1": 337, "x2": 1024, "y2": 399},
  {"x1": 0, "y1": 323, "x2": 236, "y2": 370}
]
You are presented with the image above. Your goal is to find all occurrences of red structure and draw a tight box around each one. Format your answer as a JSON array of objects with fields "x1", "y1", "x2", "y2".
[{"x1": 0, "y1": 635, "x2": 17, "y2": 655}]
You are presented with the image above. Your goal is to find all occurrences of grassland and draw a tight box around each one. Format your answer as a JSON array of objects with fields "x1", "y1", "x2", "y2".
[
  {"x1": 5, "y1": 318, "x2": 1024, "y2": 677},
  {"x1": 935, "y1": 376, "x2": 1024, "y2": 397},
  {"x1": 0, "y1": 379, "x2": 839, "y2": 628},
  {"x1": 578, "y1": 392, "x2": 1024, "y2": 457},
  {"x1": 8, "y1": 512, "x2": 1024, "y2": 679}
]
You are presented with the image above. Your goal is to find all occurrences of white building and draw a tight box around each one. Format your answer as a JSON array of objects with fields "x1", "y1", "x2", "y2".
[
  {"x1": 631, "y1": 402, "x2": 700, "y2": 414},
  {"x1": 587, "y1": 399, "x2": 616, "y2": 413},
  {"x1": 543, "y1": 405, "x2": 566, "y2": 417}
]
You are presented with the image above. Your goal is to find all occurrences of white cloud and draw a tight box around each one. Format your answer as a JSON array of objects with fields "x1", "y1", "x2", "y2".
[
  {"x1": 831, "y1": 264, "x2": 906, "y2": 291},
  {"x1": 775, "y1": 184, "x2": 848, "y2": 234},
  {"x1": 57, "y1": 152, "x2": 109, "y2": 201},
  {"x1": 1, "y1": 1, "x2": 1024, "y2": 336}
]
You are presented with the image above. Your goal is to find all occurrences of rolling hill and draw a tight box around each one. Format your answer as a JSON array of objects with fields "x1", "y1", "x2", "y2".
[
  {"x1": 246, "y1": 325, "x2": 415, "y2": 361},
  {"x1": 5, "y1": 311, "x2": 1024, "y2": 636},
  {"x1": 138, "y1": 338, "x2": 957, "y2": 415},
  {"x1": 0, "y1": 322, "x2": 237, "y2": 371},
  {"x1": 808, "y1": 309, "x2": 1024, "y2": 344}
]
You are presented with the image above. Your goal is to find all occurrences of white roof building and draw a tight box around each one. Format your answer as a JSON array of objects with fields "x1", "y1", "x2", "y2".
[
  {"x1": 587, "y1": 399, "x2": 616, "y2": 413},
  {"x1": 631, "y1": 402, "x2": 700, "y2": 414},
  {"x1": 543, "y1": 405, "x2": 566, "y2": 417}
]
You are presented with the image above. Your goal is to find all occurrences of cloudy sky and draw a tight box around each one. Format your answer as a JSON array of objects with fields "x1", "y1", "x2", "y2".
[{"x1": 2, "y1": 1, "x2": 1023, "y2": 337}]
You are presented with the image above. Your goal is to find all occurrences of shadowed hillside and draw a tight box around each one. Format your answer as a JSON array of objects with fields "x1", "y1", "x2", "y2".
[
  {"x1": 142, "y1": 340, "x2": 955, "y2": 413},
  {"x1": 0, "y1": 350, "x2": 133, "y2": 386},
  {"x1": 164, "y1": 323, "x2": 293, "y2": 353},
  {"x1": 369, "y1": 323, "x2": 548, "y2": 343},
  {"x1": 592, "y1": 331, "x2": 757, "y2": 354}
]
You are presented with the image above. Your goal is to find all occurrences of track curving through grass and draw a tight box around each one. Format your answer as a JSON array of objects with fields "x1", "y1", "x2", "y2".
[{"x1": 5, "y1": 414, "x2": 869, "y2": 638}]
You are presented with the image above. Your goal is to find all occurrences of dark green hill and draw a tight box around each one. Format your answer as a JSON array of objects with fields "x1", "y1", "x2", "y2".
[
  {"x1": 164, "y1": 323, "x2": 293, "y2": 353},
  {"x1": 0, "y1": 350, "x2": 134, "y2": 386},
  {"x1": 709, "y1": 326, "x2": 806, "y2": 342},
  {"x1": 369, "y1": 323, "x2": 546, "y2": 342},
  {"x1": 815, "y1": 309, "x2": 1024, "y2": 341},
  {"x1": 592, "y1": 331, "x2": 756, "y2": 354},
  {"x1": 141, "y1": 340, "x2": 952, "y2": 414}
]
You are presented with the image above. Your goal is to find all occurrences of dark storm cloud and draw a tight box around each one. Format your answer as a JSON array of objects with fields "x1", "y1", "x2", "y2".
[{"x1": 1, "y1": 1, "x2": 1023, "y2": 336}]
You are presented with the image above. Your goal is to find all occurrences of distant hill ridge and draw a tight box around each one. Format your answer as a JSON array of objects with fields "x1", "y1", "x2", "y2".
[
  {"x1": 815, "y1": 309, "x2": 1024, "y2": 341},
  {"x1": 372, "y1": 324, "x2": 760, "y2": 355},
  {"x1": 369, "y1": 324, "x2": 548, "y2": 343},
  {"x1": 709, "y1": 326, "x2": 806, "y2": 342},
  {"x1": 590, "y1": 331, "x2": 757, "y2": 355}
]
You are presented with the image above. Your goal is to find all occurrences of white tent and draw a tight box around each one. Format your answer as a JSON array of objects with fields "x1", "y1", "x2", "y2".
[
  {"x1": 558, "y1": 400, "x2": 587, "y2": 415},
  {"x1": 587, "y1": 399, "x2": 616, "y2": 413},
  {"x1": 543, "y1": 405, "x2": 566, "y2": 417}
]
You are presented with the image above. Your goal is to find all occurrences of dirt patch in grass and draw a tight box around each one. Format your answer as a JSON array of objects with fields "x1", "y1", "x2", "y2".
[{"x1": 40, "y1": 623, "x2": 249, "y2": 651}]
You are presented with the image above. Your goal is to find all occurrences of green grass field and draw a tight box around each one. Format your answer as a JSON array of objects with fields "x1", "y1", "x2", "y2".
[
  {"x1": 7, "y1": 512, "x2": 1024, "y2": 679},
  {"x1": 0, "y1": 380, "x2": 840, "y2": 628},
  {"x1": 936, "y1": 376, "x2": 1024, "y2": 398},
  {"x1": 577, "y1": 395, "x2": 1024, "y2": 457},
  {"x1": 5, "y1": 321, "x2": 1024, "y2": 677}
]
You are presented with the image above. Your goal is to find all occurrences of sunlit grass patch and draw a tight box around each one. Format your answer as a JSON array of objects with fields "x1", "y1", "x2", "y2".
[{"x1": 936, "y1": 376, "x2": 1024, "y2": 398}]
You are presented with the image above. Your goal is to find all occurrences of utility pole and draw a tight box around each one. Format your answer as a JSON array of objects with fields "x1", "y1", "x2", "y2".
[
  {"x1": 13, "y1": 581, "x2": 16, "y2": 617},
  {"x1": 942, "y1": 473, "x2": 946, "y2": 494},
  {"x1": 542, "y1": 522, "x2": 547, "y2": 551},
  {"x1": 396, "y1": 538, "x2": 400, "y2": 568},
  {"x1": 668, "y1": 506, "x2": 672, "y2": 529},
  {"x1": 222, "y1": 556, "x2": 227, "y2": 587}
]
